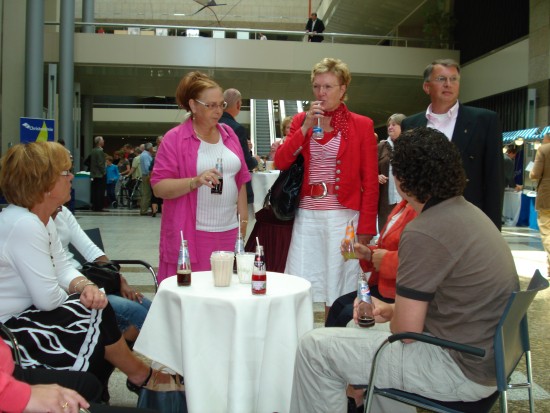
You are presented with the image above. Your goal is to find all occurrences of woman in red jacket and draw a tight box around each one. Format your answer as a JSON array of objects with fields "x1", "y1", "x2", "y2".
[
  {"x1": 326, "y1": 200, "x2": 417, "y2": 327},
  {"x1": 274, "y1": 58, "x2": 378, "y2": 318}
]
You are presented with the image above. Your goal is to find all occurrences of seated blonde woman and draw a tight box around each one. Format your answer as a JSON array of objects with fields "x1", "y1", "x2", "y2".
[{"x1": 0, "y1": 142, "x2": 171, "y2": 401}]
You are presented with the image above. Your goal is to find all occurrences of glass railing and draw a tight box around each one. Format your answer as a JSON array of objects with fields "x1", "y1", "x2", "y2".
[{"x1": 44, "y1": 21, "x2": 451, "y2": 49}]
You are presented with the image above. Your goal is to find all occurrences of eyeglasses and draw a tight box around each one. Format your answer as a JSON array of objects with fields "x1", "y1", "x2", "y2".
[
  {"x1": 60, "y1": 170, "x2": 72, "y2": 176},
  {"x1": 194, "y1": 99, "x2": 228, "y2": 110},
  {"x1": 312, "y1": 84, "x2": 341, "y2": 92},
  {"x1": 431, "y1": 76, "x2": 460, "y2": 85}
]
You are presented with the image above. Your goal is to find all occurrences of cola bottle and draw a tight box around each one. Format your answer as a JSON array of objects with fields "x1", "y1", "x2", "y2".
[
  {"x1": 357, "y1": 271, "x2": 374, "y2": 328},
  {"x1": 177, "y1": 240, "x2": 192, "y2": 286},
  {"x1": 211, "y1": 157, "x2": 223, "y2": 194},
  {"x1": 251, "y1": 245, "x2": 266, "y2": 295}
]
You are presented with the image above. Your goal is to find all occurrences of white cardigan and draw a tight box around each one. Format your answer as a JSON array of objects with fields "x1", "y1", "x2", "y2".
[{"x1": 0, "y1": 205, "x2": 81, "y2": 322}]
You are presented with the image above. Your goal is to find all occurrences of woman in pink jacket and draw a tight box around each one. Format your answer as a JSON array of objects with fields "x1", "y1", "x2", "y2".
[{"x1": 151, "y1": 72, "x2": 250, "y2": 283}]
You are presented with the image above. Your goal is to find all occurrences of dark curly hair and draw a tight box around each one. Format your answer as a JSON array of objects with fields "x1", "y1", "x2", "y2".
[{"x1": 391, "y1": 127, "x2": 466, "y2": 203}]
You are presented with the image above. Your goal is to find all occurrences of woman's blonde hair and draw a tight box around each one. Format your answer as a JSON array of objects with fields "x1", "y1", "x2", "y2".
[
  {"x1": 311, "y1": 58, "x2": 351, "y2": 101},
  {"x1": 280, "y1": 115, "x2": 293, "y2": 137},
  {"x1": 175, "y1": 71, "x2": 221, "y2": 113},
  {"x1": 0, "y1": 142, "x2": 71, "y2": 208}
]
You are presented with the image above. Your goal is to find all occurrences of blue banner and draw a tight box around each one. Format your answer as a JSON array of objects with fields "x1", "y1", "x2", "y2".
[{"x1": 20, "y1": 117, "x2": 55, "y2": 143}]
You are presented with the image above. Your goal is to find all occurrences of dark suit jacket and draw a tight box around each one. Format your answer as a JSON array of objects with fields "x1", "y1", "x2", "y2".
[
  {"x1": 401, "y1": 103, "x2": 504, "y2": 230},
  {"x1": 305, "y1": 18, "x2": 325, "y2": 42},
  {"x1": 219, "y1": 112, "x2": 258, "y2": 204}
]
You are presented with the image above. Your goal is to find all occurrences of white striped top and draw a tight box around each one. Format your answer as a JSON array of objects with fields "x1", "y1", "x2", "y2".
[
  {"x1": 300, "y1": 131, "x2": 345, "y2": 210},
  {"x1": 196, "y1": 137, "x2": 240, "y2": 232}
]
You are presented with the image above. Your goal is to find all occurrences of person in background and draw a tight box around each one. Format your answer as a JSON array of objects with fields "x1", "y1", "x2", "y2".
[
  {"x1": 290, "y1": 127, "x2": 519, "y2": 413},
  {"x1": 139, "y1": 143, "x2": 154, "y2": 216},
  {"x1": 377, "y1": 113, "x2": 406, "y2": 230},
  {"x1": 149, "y1": 141, "x2": 163, "y2": 218},
  {"x1": 220, "y1": 88, "x2": 259, "y2": 220},
  {"x1": 90, "y1": 136, "x2": 106, "y2": 212},
  {"x1": 529, "y1": 133, "x2": 550, "y2": 276},
  {"x1": 129, "y1": 147, "x2": 142, "y2": 183},
  {"x1": 305, "y1": 12, "x2": 325, "y2": 42},
  {"x1": 53, "y1": 205, "x2": 151, "y2": 345},
  {"x1": 503, "y1": 145, "x2": 522, "y2": 191},
  {"x1": 0, "y1": 142, "x2": 171, "y2": 402},
  {"x1": 151, "y1": 71, "x2": 250, "y2": 283},
  {"x1": 259, "y1": 33, "x2": 267, "y2": 40},
  {"x1": 401, "y1": 58, "x2": 504, "y2": 230},
  {"x1": 117, "y1": 150, "x2": 131, "y2": 176},
  {"x1": 275, "y1": 58, "x2": 379, "y2": 319},
  {"x1": 105, "y1": 156, "x2": 119, "y2": 208},
  {"x1": 268, "y1": 115, "x2": 293, "y2": 162}
]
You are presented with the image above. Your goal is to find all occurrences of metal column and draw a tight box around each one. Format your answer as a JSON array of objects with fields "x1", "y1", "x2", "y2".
[
  {"x1": 59, "y1": 0, "x2": 75, "y2": 154},
  {"x1": 82, "y1": 0, "x2": 95, "y2": 34},
  {"x1": 24, "y1": 0, "x2": 44, "y2": 118}
]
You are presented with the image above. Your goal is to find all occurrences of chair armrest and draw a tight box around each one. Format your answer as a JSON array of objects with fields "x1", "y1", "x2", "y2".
[
  {"x1": 388, "y1": 332, "x2": 485, "y2": 357},
  {"x1": 112, "y1": 259, "x2": 158, "y2": 292}
]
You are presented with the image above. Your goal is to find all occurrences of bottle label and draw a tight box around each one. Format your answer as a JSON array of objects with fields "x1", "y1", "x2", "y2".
[{"x1": 358, "y1": 281, "x2": 372, "y2": 303}]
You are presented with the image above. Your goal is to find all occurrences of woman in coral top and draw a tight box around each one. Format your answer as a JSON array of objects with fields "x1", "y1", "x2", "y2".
[{"x1": 326, "y1": 199, "x2": 417, "y2": 327}]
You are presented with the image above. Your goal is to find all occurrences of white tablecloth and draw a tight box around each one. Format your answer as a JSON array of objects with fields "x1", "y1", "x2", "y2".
[
  {"x1": 251, "y1": 171, "x2": 280, "y2": 212},
  {"x1": 134, "y1": 271, "x2": 313, "y2": 413}
]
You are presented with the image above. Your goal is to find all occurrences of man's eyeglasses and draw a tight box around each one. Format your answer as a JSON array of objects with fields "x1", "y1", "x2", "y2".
[
  {"x1": 312, "y1": 84, "x2": 341, "y2": 92},
  {"x1": 431, "y1": 76, "x2": 460, "y2": 85},
  {"x1": 60, "y1": 170, "x2": 72, "y2": 176},
  {"x1": 195, "y1": 99, "x2": 228, "y2": 110}
]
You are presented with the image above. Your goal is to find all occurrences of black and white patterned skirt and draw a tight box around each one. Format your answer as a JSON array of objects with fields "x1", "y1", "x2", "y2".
[{"x1": 2, "y1": 294, "x2": 103, "y2": 371}]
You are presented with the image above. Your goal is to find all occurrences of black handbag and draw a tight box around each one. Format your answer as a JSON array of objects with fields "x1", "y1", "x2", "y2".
[
  {"x1": 268, "y1": 155, "x2": 304, "y2": 221},
  {"x1": 80, "y1": 261, "x2": 121, "y2": 295}
]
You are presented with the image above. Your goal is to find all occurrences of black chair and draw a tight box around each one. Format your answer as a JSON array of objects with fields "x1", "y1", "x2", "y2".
[
  {"x1": 363, "y1": 270, "x2": 549, "y2": 413},
  {"x1": 69, "y1": 227, "x2": 159, "y2": 292}
]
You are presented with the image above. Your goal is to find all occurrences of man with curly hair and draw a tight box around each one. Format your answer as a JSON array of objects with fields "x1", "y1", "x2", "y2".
[{"x1": 289, "y1": 127, "x2": 519, "y2": 413}]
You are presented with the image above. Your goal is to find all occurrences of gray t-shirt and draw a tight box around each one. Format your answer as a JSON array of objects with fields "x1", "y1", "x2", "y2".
[{"x1": 396, "y1": 196, "x2": 519, "y2": 386}]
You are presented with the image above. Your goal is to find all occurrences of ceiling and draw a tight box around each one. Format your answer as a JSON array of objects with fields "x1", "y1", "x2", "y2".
[{"x1": 69, "y1": 0, "x2": 440, "y2": 139}]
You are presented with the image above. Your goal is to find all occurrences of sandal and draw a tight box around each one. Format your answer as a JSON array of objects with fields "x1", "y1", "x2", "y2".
[{"x1": 126, "y1": 367, "x2": 152, "y2": 395}]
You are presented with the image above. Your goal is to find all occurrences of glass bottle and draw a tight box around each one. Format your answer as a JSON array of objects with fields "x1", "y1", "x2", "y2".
[
  {"x1": 251, "y1": 245, "x2": 267, "y2": 295},
  {"x1": 357, "y1": 271, "x2": 374, "y2": 328},
  {"x1": 177, "y1": 240, "x2": 192, "y2": 286},
  {"x1": 342, "y1": 218, "x2": 357, "y2": 261},
  {"x1": 211, "y1": 157, "x2": 223, "y2": 194},
  {"x1": 233, "y1": 231, "x2": 245, "y2": 274}
]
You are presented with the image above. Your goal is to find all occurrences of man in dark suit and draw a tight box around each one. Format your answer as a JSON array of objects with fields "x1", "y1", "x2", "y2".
[
  {"x1": 219, "y1": 88, "x2": 259, "y2": 220},
  {"x1": 305, "y1": 12, "x2": 325, "y2": 43},
  {"x1": 401, "y1": 58, "x2": 504, "y2": 230}
]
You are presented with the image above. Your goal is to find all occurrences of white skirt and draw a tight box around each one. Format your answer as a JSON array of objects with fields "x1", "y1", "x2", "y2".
[{"x1": 285, "y1": 208, "x2": 360, "y2": 306}]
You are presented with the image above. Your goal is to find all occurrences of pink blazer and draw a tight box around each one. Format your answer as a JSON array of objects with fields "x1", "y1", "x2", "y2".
[{"x1": 151, "y1": 119, "x2": 251, "y2": 275}]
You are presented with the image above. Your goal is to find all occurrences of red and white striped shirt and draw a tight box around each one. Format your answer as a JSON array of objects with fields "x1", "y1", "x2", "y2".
[{"x1": 300, "y1": 131, "x2": 345, "y2": 210}]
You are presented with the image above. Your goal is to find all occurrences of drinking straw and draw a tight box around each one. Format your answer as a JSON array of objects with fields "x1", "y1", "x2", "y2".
[
  {"x1": 180, "y1": 230, "x2": 184, "y2": 244},
  {"x1": 256, "y1": 236, "x2": 260, "y2": 247}
]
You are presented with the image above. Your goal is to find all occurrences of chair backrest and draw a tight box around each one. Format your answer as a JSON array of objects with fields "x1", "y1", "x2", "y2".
[
  {"x1": 69, "y1": 228, "x2": 104, "y2": 266},
  {"x1": 494, "y1": 270, "x2": 549, "y2": 391}
]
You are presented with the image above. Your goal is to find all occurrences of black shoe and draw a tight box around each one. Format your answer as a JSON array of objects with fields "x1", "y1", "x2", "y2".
[{"x1": 126, "y1": 367, "x2": 152, "y2": 395}]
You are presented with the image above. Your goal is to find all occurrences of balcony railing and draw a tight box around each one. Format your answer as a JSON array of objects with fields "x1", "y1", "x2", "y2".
[{"x1": 44, "y1": 21, "x2": 451, "y2": 49}]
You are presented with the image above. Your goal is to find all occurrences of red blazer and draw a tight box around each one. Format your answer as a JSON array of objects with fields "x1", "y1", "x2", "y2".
[
  {"x1": 360, "y1": 200, "x2": 417, "y2": 298},
  {"x1": 274, "y1": 110, "x2": 379, "y2": 235}
]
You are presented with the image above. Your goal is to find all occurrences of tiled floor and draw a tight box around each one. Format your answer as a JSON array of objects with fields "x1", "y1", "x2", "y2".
[{"x1": 74, "y1": 209, "x2": 550, "y2": 412}]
